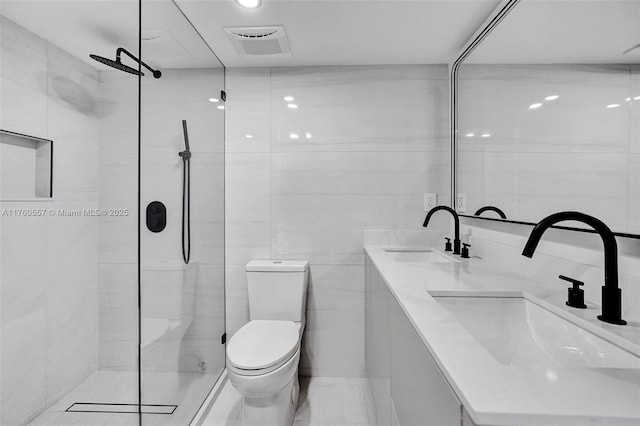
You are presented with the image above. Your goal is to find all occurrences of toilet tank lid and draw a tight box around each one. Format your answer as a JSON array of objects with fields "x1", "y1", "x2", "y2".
[{"x1": 246, "y1": 260, "x2": 309, "y2": 272}]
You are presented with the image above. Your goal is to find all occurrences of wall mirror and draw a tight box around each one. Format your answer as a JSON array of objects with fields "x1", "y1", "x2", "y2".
[{"x1": 453, "y1": 0, "x2": 640, "y2": 237}]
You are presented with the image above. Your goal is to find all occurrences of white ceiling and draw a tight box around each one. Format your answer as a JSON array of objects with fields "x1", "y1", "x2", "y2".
[
  {"x1": 1, "y1": 0, "x2": 221, "y2": 71},
  {"x1": 0, "y1": 0, "x2": 503, "y2": 70},
  {"x1": 6, "y1": 0, "x2": 635, "y2": 70},
  {"x1": 175, "y1": 0, "x2": 500, "y2": 67},
  {"x1": 467, "y1": 0, "x2": 640, "y2": 64}
]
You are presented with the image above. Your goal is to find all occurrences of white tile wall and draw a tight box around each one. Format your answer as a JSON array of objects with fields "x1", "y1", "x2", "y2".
[
  {"x1": 225, "y1": 65, "x2": 450, "y2": 377},
  {"x1": 1, "y1": 16, "x2": 99, "y2": 425},
  {"x1": 97, "y1": 70, "x2": 139, "y2": 372},
  {"x1": 98, "y1": 68, "x2": 226, "y2": 374}
]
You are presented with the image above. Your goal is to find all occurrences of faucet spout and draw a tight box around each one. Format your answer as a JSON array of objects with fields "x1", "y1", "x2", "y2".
[
  {"x1": 423, "y1": 206, "x2": 461, "y2": 255},
  {"x1": 521, "y1": 211, "x2": 625, "y2": 325},
  {"x1": 474, "y1": 205, "x2": 507, "y2": 219}
]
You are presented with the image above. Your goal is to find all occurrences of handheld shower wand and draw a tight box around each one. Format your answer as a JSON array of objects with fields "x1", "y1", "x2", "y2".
[{"x1": 179, "y1": 120, "x2": 191, "y2": 264}]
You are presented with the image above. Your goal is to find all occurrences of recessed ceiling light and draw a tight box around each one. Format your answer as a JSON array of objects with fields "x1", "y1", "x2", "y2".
[
  {"x1": 284, "y1": 96, "x2": 294, "y2": 102},
  {"x1": 465, "y1": 133, "x2": 475, "y2": 137},
  {"x1": 236, "y1": 0, "x2": 261, "y2": 8},
  {"x1": 245, "y1": 134, "x2": 253, "y2": 139},
  {"x1": 287, "y1": 103, "x2": 298, "y2": 109},
  {"x1": 208, "y1": 98, "x2": 219, "y2": 103},
  {"x1": 634, "y1": 96, "x2": 640, "y2": 100},
  {"x1": 305, "y1": 132, "x2": 312, "y2": 139},
  {"x1": 625, "y1": 97, "x2": 632, "y2": 102},
  {"x1": 217, "y1": 105, "x2": 225, "y2": 110},
  {"x1": 289, "y1": 133, "x2": 299, "y2": 139},
  {"x1": 605, "y1": 104, "x2": 620, "y2": 109},
  {"x1": 529, "y1": 103, "x2": 543, "y2": 109},
  {"x1": 480, "y1": 133, "x2": 491, "y2": 138},
  {"x1": 544, "y1": 95, "x2": 559, "y2": 101}
]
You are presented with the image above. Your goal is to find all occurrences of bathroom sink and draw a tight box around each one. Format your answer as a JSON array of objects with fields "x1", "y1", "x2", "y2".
[
  {"x1": 384, "y1": 248, "x2": 459, "y2": 264},
  {"x1": 430, "y1": 293, "x2": 640, "y2": 369}
]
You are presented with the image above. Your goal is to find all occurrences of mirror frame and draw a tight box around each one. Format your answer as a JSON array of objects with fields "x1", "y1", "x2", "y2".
[{"x1": 448, "y1": 0, "x2": 640, "y2": 240}]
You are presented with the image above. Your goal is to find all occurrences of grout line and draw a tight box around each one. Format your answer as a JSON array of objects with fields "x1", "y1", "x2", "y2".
[
  {"x1": 229, "y1": 149, "x2": 450, "y2": 154},
  {"x1": 268, "y1": 68, "x2": 273, "y2": 261}
]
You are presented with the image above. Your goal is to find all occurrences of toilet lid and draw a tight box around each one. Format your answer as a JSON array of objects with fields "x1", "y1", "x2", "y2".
[{"x1": 227, "y1": 320, "x2": 300, "y2": 371}]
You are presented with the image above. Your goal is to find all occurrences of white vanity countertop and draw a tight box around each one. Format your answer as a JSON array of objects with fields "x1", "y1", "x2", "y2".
[{"x1": 365, "y1": 244, "x2": 640, "y2": 426}]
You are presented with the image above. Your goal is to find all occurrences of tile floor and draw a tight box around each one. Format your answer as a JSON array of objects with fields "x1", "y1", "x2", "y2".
[
  {"x1": 26, "y1": 369, "x2": 221, "y2": 426},
  {"x1": 202, "y1": 376, "x2": 377, "y2": 426}
]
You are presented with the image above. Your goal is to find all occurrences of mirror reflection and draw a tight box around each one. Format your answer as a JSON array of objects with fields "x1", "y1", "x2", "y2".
[{"x1": 457, "y1": 0, "x2": 640, "y2": 234}]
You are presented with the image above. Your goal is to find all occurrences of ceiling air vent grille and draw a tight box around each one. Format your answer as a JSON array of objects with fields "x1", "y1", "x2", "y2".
[{"x1": 224, "y1": 26, "x2": 291, "y2": 56}]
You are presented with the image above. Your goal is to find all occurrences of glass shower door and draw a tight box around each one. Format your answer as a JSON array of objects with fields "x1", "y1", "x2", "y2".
[{"x1": 138, "y1": 1, "x2": 226, "y2": 425}]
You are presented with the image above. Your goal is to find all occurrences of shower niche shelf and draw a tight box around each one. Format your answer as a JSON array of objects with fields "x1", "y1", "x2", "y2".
[{"x1": 1, "y1": 129, "x2": 53, "y2": 200}]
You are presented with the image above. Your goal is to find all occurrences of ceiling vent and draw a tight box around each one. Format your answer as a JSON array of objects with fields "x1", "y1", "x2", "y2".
[{"x1": 224, "y1": 26, "x2": 291, "y2": 56}]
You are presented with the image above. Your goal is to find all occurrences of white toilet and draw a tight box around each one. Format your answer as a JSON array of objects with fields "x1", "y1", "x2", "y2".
[{"x1": 227, "y1": 260, "x2": 309, "y2": 426}]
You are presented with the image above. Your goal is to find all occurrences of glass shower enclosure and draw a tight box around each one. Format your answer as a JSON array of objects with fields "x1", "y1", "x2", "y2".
[{"x1": 0, "y1": 0, "x2": 225, "y2": 425}]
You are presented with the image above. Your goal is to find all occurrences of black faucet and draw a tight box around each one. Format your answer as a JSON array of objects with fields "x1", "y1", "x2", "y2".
[
  {"x1": 474, "y1": 206, "x2": 507, "y2": 219},
  {"x1": 423, "y1": 206, "x2": 461, "y2": 255},
  {"x1": 521, "y1": 211, "x2": 626, "y2": 326}
]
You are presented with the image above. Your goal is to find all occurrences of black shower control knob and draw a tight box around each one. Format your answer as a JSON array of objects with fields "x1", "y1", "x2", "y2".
[{"x1": 146, "y1": 201, "x2": 167, "y2": 233}]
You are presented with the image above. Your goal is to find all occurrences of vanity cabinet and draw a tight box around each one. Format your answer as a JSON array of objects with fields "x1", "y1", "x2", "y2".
[
  {"x1": 365, "y1": 256, "x2": 393, "y2": 425},
  {"x1": 365, "y1": 255, "x2": 464, "y2": 426}
]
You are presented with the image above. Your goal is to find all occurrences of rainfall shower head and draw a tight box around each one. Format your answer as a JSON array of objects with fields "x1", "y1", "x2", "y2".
[
  {"x1": 89, "y1": 47, "x2": 162, "y2": 79},
  {"x1": 89, "y1": 54, "x2": 141, "y2": 76}
]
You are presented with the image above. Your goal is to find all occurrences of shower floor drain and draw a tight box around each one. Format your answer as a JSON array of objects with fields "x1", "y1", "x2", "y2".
[{"x1": 66, "y1": 403, "x2": 177, "y2": 415}]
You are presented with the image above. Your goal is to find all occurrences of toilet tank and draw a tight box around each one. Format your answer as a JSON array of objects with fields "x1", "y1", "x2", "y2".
[{"x1": 246, "y1": 260, "x2": 309, "y2": 321}]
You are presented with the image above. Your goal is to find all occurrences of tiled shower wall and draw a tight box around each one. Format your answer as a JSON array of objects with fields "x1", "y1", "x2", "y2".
[
  {"x1": 225, "y1": 65, "x2": 451, "y2": 377},
  {"x1": 98, "y1": 69, "x2": 225, "y2": 374},
  {"x1": 0, "y1": 17, "x2": 99, "y2": 425}
]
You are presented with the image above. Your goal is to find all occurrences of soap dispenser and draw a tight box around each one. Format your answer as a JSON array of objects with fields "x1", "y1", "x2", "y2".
[{"x1": 559, "y1": 275, "x2": 587, "y2": 309}]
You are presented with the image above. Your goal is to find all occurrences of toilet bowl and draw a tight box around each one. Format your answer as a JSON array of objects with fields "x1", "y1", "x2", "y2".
[
  {"x1": 227, "y1": 320, "x2": 303, "y2": 425},
  {"x1": 227, "y1": 260, "x2": 309, "y2": 426}
]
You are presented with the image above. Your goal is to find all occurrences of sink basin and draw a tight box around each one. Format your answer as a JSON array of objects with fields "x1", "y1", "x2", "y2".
[
  {"x1": 430, "y1": 294, "x2": 640, "y2": 369},
  {"x1": 384, "y1": 248, "x2": 459, "y2": 264}
]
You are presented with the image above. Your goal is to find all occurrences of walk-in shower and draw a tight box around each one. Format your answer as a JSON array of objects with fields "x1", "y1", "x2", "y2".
[{"x1": 0, "y1": 0, "x2": 225, "y2": 425}]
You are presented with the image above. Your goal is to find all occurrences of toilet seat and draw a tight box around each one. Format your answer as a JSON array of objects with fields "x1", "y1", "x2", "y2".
[{"x1": 227, "y1": 320, "x2": 300, "y2": 376}]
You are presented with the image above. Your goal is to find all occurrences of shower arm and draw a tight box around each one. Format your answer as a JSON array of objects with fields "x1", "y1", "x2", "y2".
[{"x1": 116, "y1": 47, "x2": 161, "y2": 77}]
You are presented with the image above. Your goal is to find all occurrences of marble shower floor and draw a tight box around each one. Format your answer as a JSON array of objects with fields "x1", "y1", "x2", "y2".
[
  {"x1": 202, "y1": 377, "x2": 377, "y2": 426},
  {"x1": 27, "y1": 369, "x2": 221, "y2": 426}
]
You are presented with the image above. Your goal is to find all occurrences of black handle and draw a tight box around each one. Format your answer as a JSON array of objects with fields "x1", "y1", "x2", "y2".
[
  {"x1": 560, "y1": 275, "x2": 587, "y2": 309},
  {"x1": 559, "y1": 275, "x2": 583, "y2": 289},
  {"x1": 461, "y1": 243, "x2": 471, "y2": 259},
  {"x1": 444, "y1": 237, "x2": 452, "y2": 252}
]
